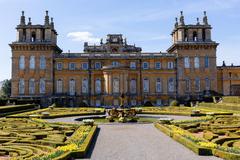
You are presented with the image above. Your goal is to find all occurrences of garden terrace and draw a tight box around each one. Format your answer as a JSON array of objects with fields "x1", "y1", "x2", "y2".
[
  {"x1": 155, "y1": 115, "x2": 240, "y2": 159},
  {"x1": 0, "y1": 104, "x2": 39, "y2": 117},
  {"x1": 7, "y1": 107, "x2": 105, "y2": 119},
  {"x1": 0, "y1": 118, "x2": 96, "y2": 159}
]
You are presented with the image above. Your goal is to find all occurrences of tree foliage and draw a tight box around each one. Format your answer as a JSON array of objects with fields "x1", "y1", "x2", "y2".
[{"x1": 1, "y1": 79, "x2": 11, "y2": 98}]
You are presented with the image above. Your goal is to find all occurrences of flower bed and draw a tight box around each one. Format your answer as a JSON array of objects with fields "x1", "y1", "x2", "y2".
[
  {"x1": 7, "y1": 107, "x2": 105, "y2": 119},
  {"x1": 155, "y1": 115, "x2": 240, "y2": 159},
  {"x1": 0, "y1": 118, "x2": 97, "y2": 159}
]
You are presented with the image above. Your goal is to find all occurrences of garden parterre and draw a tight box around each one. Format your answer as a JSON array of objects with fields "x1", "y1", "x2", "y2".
[
  {"x1": 155, "y1": 115, "x2": 240, "y2": 159},
  {"x1": 8, "y1": 107, "x2": 105, "y2": 119},
  {"x1": 0, "y1": 118, "x2": 96, "y2": 159}
]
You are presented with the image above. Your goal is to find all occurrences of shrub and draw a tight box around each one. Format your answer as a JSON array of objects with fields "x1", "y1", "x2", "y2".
[{"x1": 170, "y1": 100, "x2": 179, "y2": 106}]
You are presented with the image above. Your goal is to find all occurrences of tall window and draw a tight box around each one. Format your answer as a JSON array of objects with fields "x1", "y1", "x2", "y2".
[
  {"x1": 168, "y1": 62, "x2": 174, "y2": 69},
  {"x1": 82, "y1": 62, "x2": 88, "y2": 70},
  {"x1": 155, "y1": 62, "x2": 161, "y2": 69},
  {"x1": 19, "y1": 55, "x2": 25, "y2": 70},
  {"x1": 40, "y1": 56, "x2": 46, "y2": 69},
  {"x1": 29, "y1": 78, "x2": 35, "y2": 94},
  {"x1": 143, "y1": 78, "x2": 149, "y2": 93},
  {"x1": 184, "y1": 57, "x2": 190, "y2": 68},
  {"x1": 185, "y1": 78, "x2": 190, "y2": 92},
  {"x1": 19, "y1": 79, "x2": 25, "y2": 94},
  {"x1": 205, "y1": 78, "x2": 210, "y2": 90},
  {"x1": 195, "y1": 77, "x2": 200, "y2": 92},
  {"x1": 95, "y1": 62, "x2": 101, "y2": 69},
  {"x1": 194, "y1": 57, "x2": 200, "y2": 68},
  {"x1": 56, "y1": 62, "x2": 63, "y2": 70},
  {"x1": 69, "y1": 62, "x2": 76, "y2": 70},
  {"x1": 69, "y1": 79, "x2": 75, "y2": 96},
  {"x1": 156, "y1": 78, "x2": 162, "y2": 93},
  {"x1": 143, "y1": 62, "x2": 149, "y2": 69},
  {"x1": 95, "y1": 78, "x2": 101, "y2": 94},
  {"x1": 29, "y1": 56, "x2": 35, "y2": 69},
  {"x1": 130, "y1": 62, "x2": 136, "y2": 69},
  {"x1": 39, "y1": 78, "x2": 46, "y2": 94},
  {"x1": 156, "y1": 99, "x2": 162, "y2": 106},
  {"x1": 204, "y1": 56, "x2": 209, "y2": 68},
  {"x1": 82, "y1": 78, "x2": 88, "y2": 93},
  {"x1": 56, "y1": 79, "x2": 63, "y2": 93},
  {"x1": 113, "y1": 78, "x2": 120, "y2": 93},
  {"x1": 168, "y1": 78, "x2": 175, "y2": 92},
  {"x1": 130, "y1": 79, "x2": 137, "y2": 94}
]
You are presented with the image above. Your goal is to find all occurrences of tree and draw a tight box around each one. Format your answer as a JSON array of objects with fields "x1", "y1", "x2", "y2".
[{"x1": 1, "y1": 79, "x2": 11, "y2": 98}]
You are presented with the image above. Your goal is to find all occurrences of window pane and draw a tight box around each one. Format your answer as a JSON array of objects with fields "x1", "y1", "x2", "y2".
[
  {"x1": 113, "y1": 78, "x2": 120, "y2": 93},
  {"x1": 156, "y1": 78, "x2": 162, "y2": 92},
  {"x1": 195, "y1": 78, "x2": 200, "y2": 91},
  {"x1": 130, "y1": 79, "x2": 136, "y2": 94},
  {"x1": 130, "y1": 62, "x2": 136, "y2": 69},
  {"x1": 168, "y1": 78, "x2": 174, "y2": 92},
  {"x1": 29, "y1": 79, "x2": 35, "y2": 94},
  {"x1": 19, "y1": 79, "x2": 25, "y2": 94},
  {"x1": 39, "y1": 78, "x2": 45, "y2": 94},
  {"x1": 95, "y1": 79, "x2": 101, "y2": 94},
  {"x1": 82, "y1": 79, "x2": 88, "y2": 93},
  {"x1": 184, "y1": 57, "x2": 190, "y2": 68},
  {"x1": 143, "y1": 78, "x2": 149, "y2": 93},
  {"x1": 57, "y1": 79, "x2": 63, "y2": 93},
  {"x1": 155, "y1": 62, "x2": 161, "y2": 69},
  {"x1": 205, "y1": 56, "x2": 209, "y2": 68},
  {"x1": 82, "y1": 63, "x2": 88, "y2": 70},
  {"x1": 40, "y1": 56, "x2": 46, "y2": 69},
  {"x1": 69, "y1": 79, "x2": 75, "y2": 95},
  {"x1": 29, "y1": 56, "x2": 35, "y2": 69},
  {"x1": 19, "y1": 56, "x2": 25, "y2": 70},
  {"x1": 57, "y1": 63, "x2": 63, "y2": 70},
  {"x1": 194, "y1": 57, "x2": 200, "y2": 68}
]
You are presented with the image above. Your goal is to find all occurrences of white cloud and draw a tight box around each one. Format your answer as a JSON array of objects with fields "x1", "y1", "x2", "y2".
[{"x1": 67, "y1": 31, "x2": 100, "y2": 43}]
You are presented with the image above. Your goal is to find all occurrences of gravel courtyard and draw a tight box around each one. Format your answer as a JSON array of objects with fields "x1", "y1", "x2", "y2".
[{"x1": 83, "y1": 124, "x2": 221, "y2": 160}]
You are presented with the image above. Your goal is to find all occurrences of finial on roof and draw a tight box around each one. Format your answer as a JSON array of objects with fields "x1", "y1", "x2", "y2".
[
  {"x1": 203, "y1": 11, "x2": 208, "y2": 25},
  {"x1": 179, "y1": 11, "x2": 185, "y2": 25},
  {"x1": 20, "y1": 11, "x2": 25, "y2": 25},
  {"x1": 175, "y1": 17, "x2": 178, "y2": 27},
  {"x1": 100, "y1": 38, "x2": 103, "y2": 45},
  {"x1": 28, "y1": 17, "x2": 31, "y2": 25},
  {"x1": 50, "y1": 17, "x2": 54, "y2": 28},
  {"x1": 222, "y1": 61, "x2": 226, "y2": 67},
  {"x1": 196, "y1": 17, "x2": 200, "y2": 25},
  {"x1": 45, "y1": 10, "x2": 49, "y2": 25}
]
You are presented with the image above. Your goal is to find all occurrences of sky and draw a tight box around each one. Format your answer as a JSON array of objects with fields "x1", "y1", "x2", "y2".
[{"x1": 0, "y1": 0, "x2": 240, "y2": 81}]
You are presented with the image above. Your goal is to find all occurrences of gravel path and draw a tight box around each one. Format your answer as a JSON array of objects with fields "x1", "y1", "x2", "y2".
[
  {"x1": 46, "y1": 115, "x2": 221, "y2": 160},
  {"x1": 82, "y1": 124, "x2": 221, "y2": 160}
]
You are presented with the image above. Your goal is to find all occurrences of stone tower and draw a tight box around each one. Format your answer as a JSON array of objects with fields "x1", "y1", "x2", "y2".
[
  {"x1": 167, "y1": 11, "x2": 218, "y2": 99},
  {"x1": 10, "y1": 11, "x2": 62, "y2": 99}
]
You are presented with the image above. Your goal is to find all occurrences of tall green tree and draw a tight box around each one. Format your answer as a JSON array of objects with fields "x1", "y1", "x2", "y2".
[{"x1": 1, "y1": 79, "x2": 11, "y2": 98}]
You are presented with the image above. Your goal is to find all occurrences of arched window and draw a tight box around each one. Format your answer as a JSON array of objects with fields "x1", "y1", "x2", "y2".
[
  {"x1": 69, "y1": 79, "x2": 75, "y2": 96},
  {"x1": 193, "y1": 31, "x2": 198, "y2": 41},
  {"x1": 29, "y1": 56, "x2": 35, "y2": 69},
  {"x1": 56, "y1": 79, "x2": 63, "y2": 93},
  {"x1": 194, "y1": 57, "x2": 200, "y2": 68},
  {"x1": 29, "y1": 78, "x2": 35, "y2": 94},
  {"x1": 156, "y1": 78, "x2": 162, "y2": 93},
  {"x1": 168, "y1": 78, "x2": 175, "y2": 92},
  {"x1": 113, "y1": 78, "x2": 120, "y2": 93},
  {"x1": 143, "y1": 78, "x2": 149, "y2": 93},
  {"x1": 19, "y1": 79, "x2": 25, "y2": 94},
  {"x1": 31, "y1": 32, "x2": 36, "y2": 42},
  {"x1": 39, "y1": 78, "x2": 46, "y2": 94},
  {"x1": 130, "y1": 79, "x2": 137, "y2": 94},
  {"x1": 95, "y1": 78, "x2": 101, "y2": 94},
  {"x1": 19, "y1": 55, "x2": 25, "y2": 70},
  {"x1": 40, "y1": 56, "x2": 46, "y2": 69},
  {"x1": 82, "y1": 78, "x2": 88, "y2": 93}
]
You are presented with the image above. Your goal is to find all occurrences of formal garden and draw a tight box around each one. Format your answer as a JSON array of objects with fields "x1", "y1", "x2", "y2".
[{"x1": 0, "y1": 96, "x2": 240, "y2": 159}]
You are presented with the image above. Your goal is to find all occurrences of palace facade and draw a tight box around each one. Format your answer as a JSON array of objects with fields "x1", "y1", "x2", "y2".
[{"x1": 10, "y1": 11, "x2": 240, "y2": 106}]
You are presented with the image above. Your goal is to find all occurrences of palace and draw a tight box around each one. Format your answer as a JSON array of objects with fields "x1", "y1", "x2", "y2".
[{"x1": 10, "y1": 11, "x2": 240, "y2": 106}]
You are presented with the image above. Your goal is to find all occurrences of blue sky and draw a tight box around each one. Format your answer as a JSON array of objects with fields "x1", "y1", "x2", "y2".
[{"x1": 0, "y1": 0, "x2": 240, "y2": 81}]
